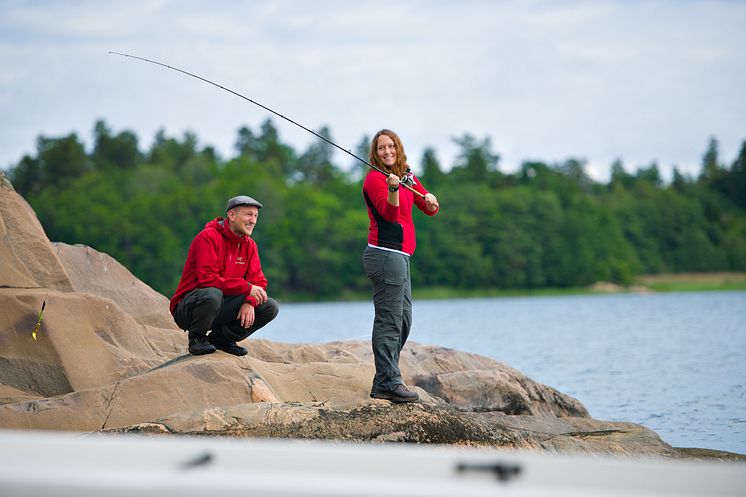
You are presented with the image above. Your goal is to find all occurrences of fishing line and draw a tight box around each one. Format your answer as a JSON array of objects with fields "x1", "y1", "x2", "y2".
[{"x1": 108, "y1": 51, "x2": 425, "y2": 197}]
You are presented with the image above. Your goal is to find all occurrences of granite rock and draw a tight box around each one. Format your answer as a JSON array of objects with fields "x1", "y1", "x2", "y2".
[{"x1": 1, "y1": 180, "x2": 743, "y2": 461}]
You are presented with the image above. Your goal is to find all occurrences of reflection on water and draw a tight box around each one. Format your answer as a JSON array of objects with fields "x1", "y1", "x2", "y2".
[{"x1": 266, "y1": 291, "x2": 746, "y2": 454}]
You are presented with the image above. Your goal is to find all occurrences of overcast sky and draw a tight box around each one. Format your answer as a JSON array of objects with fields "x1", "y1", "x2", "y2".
[{"x1": 1, "y1": 0, "x2": 745, "y2": 181}]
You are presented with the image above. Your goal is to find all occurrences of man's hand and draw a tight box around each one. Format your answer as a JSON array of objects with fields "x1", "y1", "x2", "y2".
[
  {"x1": 237, "y1": 303, "x2": 255, "y2": 328},
  {"x1": 249, "y1": 285, "x2": 267, "y2": 305}
]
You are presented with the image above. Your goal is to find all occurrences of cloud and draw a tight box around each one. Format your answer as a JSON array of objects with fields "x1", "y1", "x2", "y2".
[{"x1": 1, "y1": 0, "x2": 745, "y2": 180}]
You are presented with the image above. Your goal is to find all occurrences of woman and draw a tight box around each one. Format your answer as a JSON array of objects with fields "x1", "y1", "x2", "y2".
[{"x1": 362, "y1": 129, "x2": 439, "y2": 403}]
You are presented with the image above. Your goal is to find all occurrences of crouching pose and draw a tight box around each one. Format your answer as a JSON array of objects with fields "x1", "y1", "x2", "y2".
[{"x1": 170, "y1": 195, "x2": 279, "y2": 356}]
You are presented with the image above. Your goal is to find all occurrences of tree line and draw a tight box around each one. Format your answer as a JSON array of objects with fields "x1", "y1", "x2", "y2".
[{"x1": 7, "y1": 119, "x2": 746, "y2": 300}]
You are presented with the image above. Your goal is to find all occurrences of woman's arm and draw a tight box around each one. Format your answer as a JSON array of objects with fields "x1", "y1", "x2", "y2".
[{"x1": 413, "y1": 176, "x2": 439, "y2": 215}]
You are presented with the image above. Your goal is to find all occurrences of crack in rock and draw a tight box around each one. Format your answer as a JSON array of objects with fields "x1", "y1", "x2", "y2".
[{"x1": 101, "y1": 381, "x2": 122, "y2": 430}]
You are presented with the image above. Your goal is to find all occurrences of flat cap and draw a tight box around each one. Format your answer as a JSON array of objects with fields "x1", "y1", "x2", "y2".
[{"x1": 226, "y1": 195, "x2": 263, "y2": 211}]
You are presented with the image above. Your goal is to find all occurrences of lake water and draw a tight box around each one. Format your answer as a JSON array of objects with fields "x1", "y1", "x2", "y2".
[{"x1": 264, "y1": 291, "x2": 746, "y2": 454}]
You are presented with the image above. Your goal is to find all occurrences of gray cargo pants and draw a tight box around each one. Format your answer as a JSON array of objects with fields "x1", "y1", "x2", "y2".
[{"x1": 362, "y1": 246, "x2": 412, "y2": 393}]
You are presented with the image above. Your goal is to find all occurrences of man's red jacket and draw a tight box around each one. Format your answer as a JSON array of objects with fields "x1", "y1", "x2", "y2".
[{"x1": 170, "y1": 217, "x2": 267, "y2": 315}]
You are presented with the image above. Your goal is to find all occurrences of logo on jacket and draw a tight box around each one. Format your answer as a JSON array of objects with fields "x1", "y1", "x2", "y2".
[{"x1": 236, "y1": 256, "x2": 246, "y2": 265}]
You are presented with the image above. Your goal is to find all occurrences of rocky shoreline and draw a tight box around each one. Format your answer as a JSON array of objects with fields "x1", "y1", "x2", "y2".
[
  {"x1": 1, "y1": 176, "x2": 743, "y2": 461},
  {"x1": 103, "y1": 396, "x2": 731, "y2": 459}
]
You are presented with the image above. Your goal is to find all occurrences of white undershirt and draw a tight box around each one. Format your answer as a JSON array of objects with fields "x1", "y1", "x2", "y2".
[{"x1": 367, "y1": 243, "x2": 410, "y2": 257}]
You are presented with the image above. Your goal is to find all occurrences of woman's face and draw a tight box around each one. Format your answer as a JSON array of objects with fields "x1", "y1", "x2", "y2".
[{"x1": 376, "y1": 134, "x2": 397, "y2": 168}]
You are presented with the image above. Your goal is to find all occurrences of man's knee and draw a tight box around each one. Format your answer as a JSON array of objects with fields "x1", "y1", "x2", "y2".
[
  {"x1": 175, "y1": 287, "x2": 224, "y2": 333},
  {"x1": 261, "y1": 297, "x2": 280, "y2": 321},
  {"x1": 199, "y1": 287, "x2": 223, "y2": 310},
  {"x1": 191, "y1": 287, "x2": 223, "y2": 320}
]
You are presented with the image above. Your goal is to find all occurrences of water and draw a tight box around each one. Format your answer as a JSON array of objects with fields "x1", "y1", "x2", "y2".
[{"x1": 264, "y1": 291, "x2": 746, "y2": 454}]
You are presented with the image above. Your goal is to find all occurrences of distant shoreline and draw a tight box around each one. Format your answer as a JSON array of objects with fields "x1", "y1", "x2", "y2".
[
  {"x1": 287, "y1": 272, "x2": 746, "y2": 303},
  {"x1": 634, "y1": 272, "x2": 746, "y2": 293}
]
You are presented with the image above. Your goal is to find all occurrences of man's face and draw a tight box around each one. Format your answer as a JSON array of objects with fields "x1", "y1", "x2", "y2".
[{"x1": 227, "y1": 205, "x2": 259, "y2": 237}]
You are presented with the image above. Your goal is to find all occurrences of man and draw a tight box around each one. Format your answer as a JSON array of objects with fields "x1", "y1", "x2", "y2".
[{"x1": 170, "y1": 195, "x2": 279, "y2": 356}]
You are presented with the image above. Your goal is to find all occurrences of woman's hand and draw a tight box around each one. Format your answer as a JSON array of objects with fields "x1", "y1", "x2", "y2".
[
  {"x1": 424, "y1": 193, "x2": 439, "y2": 212},
  {"x1": 386, "y1": 174, "x2": 400, "y2": 189},
  {"x1": 386, "y1": 174, "x2": 400, "y2": 206}
]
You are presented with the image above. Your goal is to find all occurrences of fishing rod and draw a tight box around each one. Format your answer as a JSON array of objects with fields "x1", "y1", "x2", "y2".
[{"x1": 108, "y1": 51, "x2": 425, "y2": 198}]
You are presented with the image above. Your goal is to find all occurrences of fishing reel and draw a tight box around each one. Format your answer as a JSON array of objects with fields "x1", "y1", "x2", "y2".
[{"x1": 400, "y1": 168, "x2": 415, "y2": 187}]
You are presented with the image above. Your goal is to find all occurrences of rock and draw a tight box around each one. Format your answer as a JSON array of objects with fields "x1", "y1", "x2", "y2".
[
  {"x1": 0, "y1": 184, "x2": 183, "y2": 405},
  {"x1": 54, "y1": 243, "x2": 178, "y2": 329},
  {"x1": 591, "y1": 281, "x2": 625, "y2": 293},
  {"x1": 0, "y1": 288, "x2": 183, "y2": 398},
  {"x1": 0, "y1": 383, "x2": 42, "y2": 405},
  {"x1": 479, "y1": 411, "x2": 674, "y2": 456},
  {"x1": 118, "y1": 401, "x2": 540, "y2": 448},
  {"x1": 0, "y1": 342, "x2": 436, "y2": 431},
  {"x1": 0, "y1": 170, "x2": 13, "y2": 190},
  {"x1": 591, "y1": 281, "x2": 651, "y2": 294},
  {"x1": 402, "y1": 347, "x2": 588, "y2": 417},
  {"x1": 100, "y1": 422, "x2": 172, "y2": 435},
  {"x1": 0, "y1": 178, "x2": 73, "y2": 291},
  {"x1": 0, "y1": 354, "x2": 257, "y2": 430},
  {"x1": 1, "y1": 181, "x2": 742, "y2": 460}
]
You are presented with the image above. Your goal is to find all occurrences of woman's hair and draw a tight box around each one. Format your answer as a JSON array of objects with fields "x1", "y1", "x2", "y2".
[{"x1": 369, "y1": 129, "x2": 408, "y2": 177}]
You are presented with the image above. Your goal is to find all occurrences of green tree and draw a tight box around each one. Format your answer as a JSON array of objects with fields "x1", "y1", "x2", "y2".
[
  {"x1": 610, "y1": 159, "x2": 634, "y2": 191},
  {"x1": 10, "y1": 133, "x2": 90, "y2": 195},
  {"x1": 347, "y1": 135, "x2": 372, "y2": 181},
  {"x1": 419, "y1": 147, "x2": 445, "y2": 189},
  {"x1": 450, "y1": 134, "x2": 500, "y2": 184},
  {"x1": 711, "y1": 140, "x2": 746, "y2": 209},
  {"x1": 671, "y1": 167, "x2": 691, "y2": 193},
  {"x1": 235, "y1": 119, "x2": 297, "y2": 178},
  {"x1": 699, "y1": 136, "x2": 723, "y2": 186},
  {"x1": 148, "y1": 129, "x2": 199, "y2": 170},
  {"x1": 297, "y1": 126, "x2": 338, "y2": 185},
  {"x1": 490, "y1": 188, "x2": 545, "y2": 288},
  {"x1": 92, "y1": 120, "x2": 141, "y2": 171},
  {"x1": 7, "y1": 121, "x2": 746, "y2": 298},
  {"x1": 9, "y1": 155, "x2": 42, "y2": 196},
  {"x1": 726, "y1": 141, "x2": 746, "y2": 209},
  {"x1": 635, "y1": 162, "x2": 663, "y2": 188}
]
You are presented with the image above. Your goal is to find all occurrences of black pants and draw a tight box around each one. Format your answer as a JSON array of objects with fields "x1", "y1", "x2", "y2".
[{"x1": 173, "y1": 287, "x2": 279, "y2": 342}]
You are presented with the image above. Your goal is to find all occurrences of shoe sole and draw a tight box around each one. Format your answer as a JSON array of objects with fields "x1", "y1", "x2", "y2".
[
  {"x1": 189, "y1": 347, "x2": 216, "y2": 355},
  {"x1": 211, "y1": 343, "x2": 248, "y2": 356},
  {"x1": 370, "y1": 392, "x2": 419, "y2": 403},
  {"x1": 217, "y1": 348, "x2": 248, "y2": 356}
]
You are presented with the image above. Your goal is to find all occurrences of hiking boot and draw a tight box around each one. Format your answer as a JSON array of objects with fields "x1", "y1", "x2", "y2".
[
  {"x1": 370, "y1": 384, "x2": 419, "y2": 403},
  {"x1": 188, "y1": 334, "x2": 216, "y2": 355},
  {"x1": 208, "y1": 334, "x2": 248, "y2": 356}
]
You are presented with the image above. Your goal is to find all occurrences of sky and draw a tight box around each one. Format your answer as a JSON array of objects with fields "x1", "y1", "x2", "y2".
[{"x1": 1, "y1": 0, "x2": 745, "y2": 181}]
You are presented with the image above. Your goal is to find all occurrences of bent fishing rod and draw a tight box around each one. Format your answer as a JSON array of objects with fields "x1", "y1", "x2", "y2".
[{"x1": 108, "y1": 51, "x2": 425, "y2": 198}]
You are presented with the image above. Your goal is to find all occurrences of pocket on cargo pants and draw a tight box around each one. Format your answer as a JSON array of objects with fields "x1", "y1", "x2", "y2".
[
  {"x1": 382, "y1": 252, "x2": 407, "y2": 305},
  {"x1": 364, "y1": 248, "x2": 407, "y2": 306}
]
